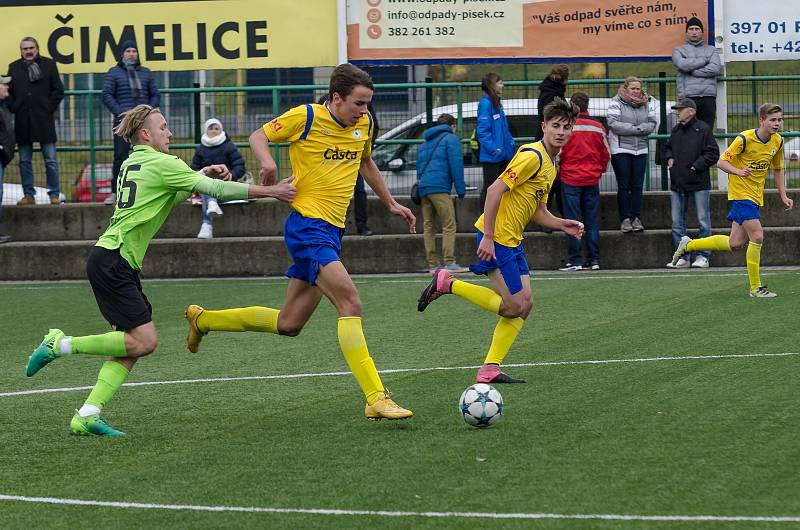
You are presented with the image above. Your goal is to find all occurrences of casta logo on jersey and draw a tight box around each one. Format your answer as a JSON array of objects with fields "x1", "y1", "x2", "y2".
[{"x1": 324, "y1": 146, "x2": 358, "y2": 161}]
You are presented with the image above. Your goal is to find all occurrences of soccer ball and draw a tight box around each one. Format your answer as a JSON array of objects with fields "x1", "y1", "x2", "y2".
[{"x1": 459, "y1": 383, "x2": 503, "y2": 427}]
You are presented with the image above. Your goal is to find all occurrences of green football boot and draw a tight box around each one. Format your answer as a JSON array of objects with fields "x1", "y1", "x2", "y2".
[
  {"x1": 70, "y1": 411, "x2": 125, "y2": 437},
  {"x1": 26, "y1": 329, "x2": 65, "y2": 377}
]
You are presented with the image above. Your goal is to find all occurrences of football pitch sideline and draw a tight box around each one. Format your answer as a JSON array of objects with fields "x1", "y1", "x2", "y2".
[{"x1": 1, "y1": 269, "x2": 799, "y2": 530}]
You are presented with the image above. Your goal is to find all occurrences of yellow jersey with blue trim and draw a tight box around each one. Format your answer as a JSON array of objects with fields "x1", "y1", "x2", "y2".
[
  {"x1": 721, "y1": 129, "x2": 784, "y2": 206},
  {"x1": 474, "y1": 141, "x2": 557, "y2": 247},
  {"x1": 263, "y1": 103, "x2": 374, "y2": 227}
]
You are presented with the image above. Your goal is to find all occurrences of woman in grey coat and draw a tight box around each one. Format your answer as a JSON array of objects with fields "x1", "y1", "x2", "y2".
[{"x1": 607, "y1": 76, "x2": 658, "y2": 233}]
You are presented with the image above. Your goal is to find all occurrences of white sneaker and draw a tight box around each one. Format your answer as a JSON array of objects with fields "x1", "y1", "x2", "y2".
[
  {"x1": 197, "y1": 222, "x2": 213, "y2": 239},
  {"x1": 691, "y1": 256, "x2": 709, "y2": 268},
  {"x1": 666, "y1": 258, "x2": 690, "y2": 269},
  {"x1": 206, "y1": 199, "x2": 223, "y2": 217},
  {"x1": 559, "y1": 263, "x2": 583, "y2": 271}
]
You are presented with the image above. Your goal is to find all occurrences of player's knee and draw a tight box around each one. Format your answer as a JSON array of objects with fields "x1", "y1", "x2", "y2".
[
  {"x1": 729, "y1": 240, "x2": 746, "y2": 250},
  {"x1": 338, "y1": 297, "x2": 363, "y2": 317},
  {"x1": 750, "y1": 234, "x2": 764, "y2": 245},
  {"x1": 520, "y1": 299, "x2": 533, "y2": 319},
  {"x1": 131, "y1": 335, "x2": 157, "y2": 357},
  {"x1": 278, "y1": 324, "x2": 303, "y2": 337}
]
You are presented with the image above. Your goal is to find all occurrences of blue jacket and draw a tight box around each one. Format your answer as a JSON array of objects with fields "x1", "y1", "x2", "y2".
[
  {"x1": 416, "y1": 124, "x2": 466, "y2": 199},
  {"x1": 476, "y1": 94, "x2": 515, "y2": 163},
  {"x1": 190, "y1": 135, "x2": 246, "y2": 180},
  {"x1": 101, "y1": 62, "x2": 160, "y2": 116}
]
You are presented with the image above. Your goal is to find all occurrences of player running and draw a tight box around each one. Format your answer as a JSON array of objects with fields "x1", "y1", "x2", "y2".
[
  {"x1": 184, "y1": 64, "x2": 417, "y2": 421},
  {"x1": 25, "y1": 105, "x2": 296, "y2": 436},
  {"x1": 670, "y1": 103, "x2": 794, "y2": 297},
  {"x1": 418, "y1": 98, "x2": 584, "y2": 384}
]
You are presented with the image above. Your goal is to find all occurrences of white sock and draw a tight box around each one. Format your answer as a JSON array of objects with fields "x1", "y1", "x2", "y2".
[
  {"x1": 59, "y1": 337, "x2": 72, "y2": 355},
  {"x1": 78, "y1": 404, "x2": 101, "y2": 417}
]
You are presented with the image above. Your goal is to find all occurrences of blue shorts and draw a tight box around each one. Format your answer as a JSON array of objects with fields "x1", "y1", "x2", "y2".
[
  {"x1": 469, "y1": 231, "x2": 530, "y2": 295},
  {"x1": 283, "y1": 211, "x2": 344, "y2": 285},
  {"x1": 727, "y1": 200, "x2": 761, "y2": 225}
]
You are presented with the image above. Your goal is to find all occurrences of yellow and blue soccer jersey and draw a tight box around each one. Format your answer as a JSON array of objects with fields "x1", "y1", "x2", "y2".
[
  {"x1": 721, "y1": 129, "x2": 784, "y2": 206},
  {"x1": 475, "y1": 141, "x2": 557, "y2": 247},
  {"x1": 263, "y1": 103, "x2": 374, "y2": 227}
]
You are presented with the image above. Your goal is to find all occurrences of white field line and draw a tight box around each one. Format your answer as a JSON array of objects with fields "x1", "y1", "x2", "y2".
[
  {"x1": 1, "y1": 269, "x2": 798, "y2": 290},
  {"x1": 0, "y1": 494, "x2": 798, "y2": 523},
  {"x1": 2, "y1": 352, "x2": 797, "y2": 399}
]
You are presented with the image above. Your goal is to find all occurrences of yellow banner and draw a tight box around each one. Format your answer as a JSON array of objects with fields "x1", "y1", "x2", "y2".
[{"x1": 1, "y1": 0, "x2": 339, "y2": 74}]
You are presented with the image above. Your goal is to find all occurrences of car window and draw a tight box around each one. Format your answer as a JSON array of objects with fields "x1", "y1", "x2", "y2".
[{"x1": 372, "y1": 121, "x2": 421, "y2": 168}]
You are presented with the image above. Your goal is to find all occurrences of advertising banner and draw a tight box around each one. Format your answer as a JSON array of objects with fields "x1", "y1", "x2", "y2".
[
  {"x1": 0, "y1": 0, "x2": 339, "y2": 74},
  {"x1": 722, "y1": 0, "x2": 800, "y2": 62},
  {"x1": 347, "y1": 0, "x2": 710, "y2": 63}
]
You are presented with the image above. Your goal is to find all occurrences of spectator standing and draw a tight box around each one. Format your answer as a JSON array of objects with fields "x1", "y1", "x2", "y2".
[
  {"x1": 7, "y1": 37, "x2": 64, "y2": 205},
  {"x1": 537, "y1": 65, "x2": 569, "y2": 217},
  {"x1": 0, "y1": 74, "x2": 15, "y2": 242},
  {"x1": 607, "y1": 76, "x2": 657, "y2": 233},
  {"x1": 664, "y1": 98, "x2": 720, "y2": 269},
  {"x1": 191, "y1": 118, "x2": 245, "y2": 239},
  {"x1": 672, "y1": 17, "x2": 722, "y2": 130},
  {"x1": 558, "y1": 92, "x2": 610, "y2": 271},
  {"x1": 476, "y1": 72, "x2": 515, "y2": 211},
  {"x1": 416, "y1": 113, "x2": 467, "y2": 273},
  {"x1": 102, "y1": 40, "x2": 160, "y2": 204}
]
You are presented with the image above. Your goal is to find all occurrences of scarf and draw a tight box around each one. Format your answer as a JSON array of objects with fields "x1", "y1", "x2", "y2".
[
  {"x1": 26, "y1": 60, "x2": 42, "y2": 83},
  {"x1": 617, "y1": 84, "x2": 649, "y2": 108},
  {"x1": 123, "y1": 59, "x2": 142, "y2": 98},
  {"x1": 201, "y1": 132, "x2": 226, "y2": 147}
]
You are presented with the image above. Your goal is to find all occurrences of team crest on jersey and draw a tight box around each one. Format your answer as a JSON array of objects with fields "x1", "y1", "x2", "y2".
[
  {"x1": 269, "y1": 119, "x2": 282, "y2": 132},
  {"x1": 504, "y1": 169, "x2": 517, "y2": 182},
  {"x1": 353, "y1": 129, "x2": 362, "y2": 139},
  {"x1": 320, "y1": 129, "x2": 331, "y2": 136}
]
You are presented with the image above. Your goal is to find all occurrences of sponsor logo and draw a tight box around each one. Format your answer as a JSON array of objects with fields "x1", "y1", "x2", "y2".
[
  {"x1": 323, "y1": 146, "x2": 358, "y2": 161},
  {"x1": 750, "y1": 160, "x2": 770, "y2": 170},
  {"x1": 504, "y1": 169, "x2": 517, "y2": 182},
  {"x1": 269, "y1": 119, "x2": 282, "y2": 132},
  {"x1": 320, "y1": 129, "x2": 331, "y2": 136}
]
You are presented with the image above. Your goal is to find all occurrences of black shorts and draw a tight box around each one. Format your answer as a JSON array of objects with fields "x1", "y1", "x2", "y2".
[{"x1": 86, "y1": 246, "x2": 153, "y2": 331}]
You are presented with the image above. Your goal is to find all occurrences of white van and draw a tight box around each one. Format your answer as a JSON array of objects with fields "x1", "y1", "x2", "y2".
[{"x1": 371, "y1": 97, "x2": 674, "y2": 196}]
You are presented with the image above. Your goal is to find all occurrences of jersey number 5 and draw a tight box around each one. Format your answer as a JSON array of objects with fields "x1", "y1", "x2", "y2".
[{"x1": 117, "y1": 164, "x2": 140, "y2": 208}]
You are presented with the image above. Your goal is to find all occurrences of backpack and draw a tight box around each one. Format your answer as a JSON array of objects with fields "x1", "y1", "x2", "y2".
[{"x1": 0, "y1": 105, "x2": 15, "y2": 167}]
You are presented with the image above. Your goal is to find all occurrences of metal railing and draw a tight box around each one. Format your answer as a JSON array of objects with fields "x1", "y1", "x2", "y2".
[{"x1": 2, "y1": 75, "x2": 798, "y2": 203}]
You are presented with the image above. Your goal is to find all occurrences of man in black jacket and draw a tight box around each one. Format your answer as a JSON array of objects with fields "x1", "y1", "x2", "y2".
[
  {"x1": 0, "y1": 74, "x2": 15, "y2": 242},
  {"x1": 664, "y1": 98, "x2": 720, "y2": 268},
  {"x1": 7, "y1": 37, "x2": 64, "y2": 205}
]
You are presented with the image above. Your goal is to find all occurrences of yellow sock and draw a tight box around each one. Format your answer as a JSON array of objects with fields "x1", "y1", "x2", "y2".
[
  {"x1": 452, "y1": 280, "x2": 502, "y2": 314},
  {"x1": 484, "y1": 317, "x2": 524, "y2": 365},
  {"x1": 337, "y1": 317, "x2": 385, "y2": 405},
  {"x1": 687, "y1": 235, "x2": 731, "y2": 253},
  {"x1": 746, "y1": 242, "x2": 763, "y2": 291},
  {"x1": 197, "y1": 307, "x2": 279, "y2": 334}
]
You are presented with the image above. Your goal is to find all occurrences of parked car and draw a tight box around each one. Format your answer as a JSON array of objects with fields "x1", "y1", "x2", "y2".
[
  {"x1": 2, "y1": 183, "x2": 66, "y2": 205},
  {"x1": 372, "y1": 97, "x2": 674, "y2": 196},
  {"x1": 73, "y1": 163, "x2": 114, "y2": 203}
]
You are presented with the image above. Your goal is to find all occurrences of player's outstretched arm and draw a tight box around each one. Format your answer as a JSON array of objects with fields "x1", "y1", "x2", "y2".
[
  {"x1": 359, "y1": 157, "x2": 416, "y2": 233},
  {"x1": 532, "y1": 203, "x2": 584, "y2": 240},
  {"x1": 248, "y1": 175, "x2": 296, "y2": 203},
  {"x1": 249, "y1": 128, "x2": 278, "y2": 185}
]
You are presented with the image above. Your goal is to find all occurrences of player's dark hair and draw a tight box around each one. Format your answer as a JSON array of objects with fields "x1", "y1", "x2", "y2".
[
  {"x1": 481, "y1": 72, "x2": 502, "y2": 110},
  {"x1": 329, "y1": 64, "x2": 373, "y2": 101},
  {"x1": 759, "y1": 102, "x2": 782, "y2": 120},
  {"x1": 570, "y1": 92, "x2": 589, "y2": 113},
  {"x1": 114, "y1": 104, "x2": 161, "y2": 144},
  {"x1": 20, "y1": 36, "x2": 39, "y2": 49},
  {"x1": 437, "y1": 113, "x2": 456, "y2": 126},
  {"x1": 542, "y1": 97, "x2": 578, "y2": 124}
]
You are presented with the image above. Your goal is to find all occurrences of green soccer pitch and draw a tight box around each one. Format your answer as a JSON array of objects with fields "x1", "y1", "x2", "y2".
[{"x1": 1, "y1": 269, "x2": 799, "y2": 530}]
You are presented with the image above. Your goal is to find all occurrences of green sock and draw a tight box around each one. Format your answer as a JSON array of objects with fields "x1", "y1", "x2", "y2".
[
  {"x1": 85, "y1": 361, "x2": 129, "y2": 409},
  {"x1": 71, "y1": 331, "x2": 128, "y2": 356}
]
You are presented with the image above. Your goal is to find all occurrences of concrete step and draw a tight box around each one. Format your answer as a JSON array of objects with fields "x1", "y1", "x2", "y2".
[
  {"x1": 3, "y1": 190, "x2": 799, "y2": 242},
  {"x1": 1, "y1": 227, "x2": 797, "y2": 281}
]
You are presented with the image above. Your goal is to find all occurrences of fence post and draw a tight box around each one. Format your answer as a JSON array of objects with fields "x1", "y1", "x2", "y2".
[
  {"x1": 193, "y1": 82, "x2": 201, "y2": 144},
  {"x1": 658, "y1": 71, "x2": 668, "y2": 191},
  {"x1": 751, "y1": 62, "x2": 758, "y2": 114},
  {"x1": 88, "y1": 90, "x2": 96, "y2": 202},
  {"x1": 425, "y1": 76, "x2": 433, "y2": 126}
]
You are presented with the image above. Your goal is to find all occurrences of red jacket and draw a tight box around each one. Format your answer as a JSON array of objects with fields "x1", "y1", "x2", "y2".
[{"x1": 559, "y1": 113, "x2": 610, "y2": 187}]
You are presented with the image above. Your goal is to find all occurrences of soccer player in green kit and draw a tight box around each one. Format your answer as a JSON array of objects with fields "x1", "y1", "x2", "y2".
[{"x1": 25, "y1": 104, "x2": 296, "y2": 436}]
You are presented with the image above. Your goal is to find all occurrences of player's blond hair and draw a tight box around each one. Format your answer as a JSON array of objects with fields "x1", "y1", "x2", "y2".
[
  {"x1": 759, "y1": 103, "x2": 782, "y2": 120},
  {"x1": 113, "y1": 104, "x2": 161, "y2": 144}
]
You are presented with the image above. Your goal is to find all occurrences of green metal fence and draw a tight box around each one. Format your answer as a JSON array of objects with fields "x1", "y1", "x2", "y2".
[{"x1": 3, "y1": 75, "x2": 798, "y2": 203}]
